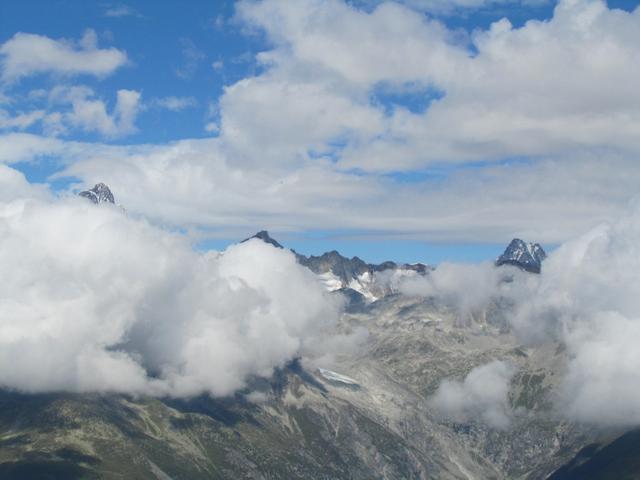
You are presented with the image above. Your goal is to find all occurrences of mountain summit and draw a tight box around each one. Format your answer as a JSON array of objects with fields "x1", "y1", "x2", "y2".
[
  {"x1": 496, "y1": 238, "x2": 546, "y2": 273},
  {"x1": 79, "y1": 183, "x2": 115, "y2": 205},
  {"x1": 242, "y1": 230, "x2": 284, "y2": 249}
]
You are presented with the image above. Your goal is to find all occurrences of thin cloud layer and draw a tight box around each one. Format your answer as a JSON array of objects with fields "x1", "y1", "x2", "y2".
[
  {"x1": 0, "y1": 134, "x2": 633, "y2": 244},
  {"x1": 0, "y1": 167, "x2": 344, "y2": 397}
]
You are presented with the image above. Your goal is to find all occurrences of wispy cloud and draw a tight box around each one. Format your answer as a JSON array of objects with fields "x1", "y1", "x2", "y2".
[
  {"x1": 104, "y1": 4, "x2": 142, "y2": 18},
  {"x1": 150, "y1": 96, "x2": 198, "y2": 111},
  {"x1": 176, "y1": 38, "x2": 205, "y2": 80}
]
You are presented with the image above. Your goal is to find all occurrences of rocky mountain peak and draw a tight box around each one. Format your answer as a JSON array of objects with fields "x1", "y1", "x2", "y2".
[
  {"x1": 79, "y1": 183, "x2": 115, "y2": 205},
  {"x1": 242, "y1": 230, "x2": 284, "y2": 249},
  {"x1": 496, "y1": 238, "x2": 546, "y2": 273}
]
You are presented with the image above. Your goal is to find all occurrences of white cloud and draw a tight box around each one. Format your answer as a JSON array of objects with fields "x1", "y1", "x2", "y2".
[
  {"x1": 509, "y1": 204, "x2": 640, "y2": 426},
  {"x1": 104, "y1": 4, "x2": 142, "y2": 18},
  {"x1": 0, "y1": 133, "x2": 636, "y2": 244},
  {"x1": 357, "y1": 0, "x2": 550, "y2": 14},
  {"x1": 0, "y1": 173, "x2": 345, "y2": 396},
  {"x1": 219, "y1": 75, "x2": 384, "y2": 165},
  {"x1": 413, "y1": 201, "x2": 640, "y2": 428},
  {"x1": 0, "y1": 109, "x2": 46, "y2": 130},
  {"x1": 430, "y1": 360, "x2": 516, "y2": 429},
  {"x1": 229, "y1": 0, "x2": 640, "y2": 171},
  {"x1": 2, "y1": 0, "x2": 640, "y2": 245},
  {"x1": 0, "y1": 164, "x2": 50, "y2": 201},
  {"x1": 150, "y1": 96, "x2": 198, "y2": 111},
  {"x1": 49, "y1": 85, "x2": 141, "y2": 137},
  {"x1": 0, "y1": 30, "x2": 127, "y2": 83},
  {"x1": 399, "y1": 261, "x2": 533, "y2": 319},
  {"x1": 0, "y1": 86, "x2": 142, "y2": 138},
  {"x1": 0, "y1": 132, "x2": 67, "y2": 163},
  {"x1": 113, "y1": 89, "x2": 140, "y2": 133}
]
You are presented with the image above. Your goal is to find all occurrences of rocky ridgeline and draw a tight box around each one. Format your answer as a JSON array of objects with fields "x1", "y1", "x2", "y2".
[{"x1": 243, "y1": 230, "x2": 430, "y2": 301}]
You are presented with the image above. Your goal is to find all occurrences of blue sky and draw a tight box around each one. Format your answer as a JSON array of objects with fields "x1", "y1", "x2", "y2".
[
  {"x1": 1, "y1": 0, "x2": 639, "y2": 263},
  {"x1": 0, "y1": 1, "x2": 258, "y2": 143}
]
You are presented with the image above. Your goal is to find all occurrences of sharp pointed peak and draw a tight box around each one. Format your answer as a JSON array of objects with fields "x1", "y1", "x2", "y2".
[
  {"x1": 496, "y1": 238, "x2": 546, "y2": 273},
  {"x1": 242, "y1": 230, "x2": 284, "y2": 249},
  {"x1": 78, "y1": 183, "x2": 115, "y2": 205}
]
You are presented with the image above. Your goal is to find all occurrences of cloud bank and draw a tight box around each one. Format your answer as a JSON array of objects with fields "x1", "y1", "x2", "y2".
[
  {"x1": 516, "y1": 204, "x2": 640, "y2": 426},
  {"x1": 0, "y1": 167, "x2": 344, "y2": 397},
  {"x1": 2, "y1": 0, "x2": 640, "y2": 244},
  {"x1": 400, "y1": 261, "x2": 510, "y2": 315},
  {"x1": 412, "y1": 202, "x2": 640, "y2": 428},
  {"x1": 233, "y1": 0, "x2": 640, "y2": 170}
]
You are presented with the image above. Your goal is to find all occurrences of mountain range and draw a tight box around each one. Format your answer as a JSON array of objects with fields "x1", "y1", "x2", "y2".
[
  {"x1": 2, "y1": 184, "x2": 630, "y2": 479},
  {"x1": 243, "y1": 230, "x2": 431, "y2": 302}
]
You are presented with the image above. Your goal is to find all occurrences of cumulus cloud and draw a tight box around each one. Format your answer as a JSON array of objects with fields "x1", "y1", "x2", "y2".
[
  {"x1": 0, "y1": 164, "x2": 50, "y2": 201},
  {"x1": 400, "y1": 262, "x2": 506, "y2": 314},
  {"x1": 0, "y1": 133, "x2": 70, "y2": 164},
  {"x1": 0, "y1": 30, "x2": 127, "y2": 83},
  {"x1": 230, "y1": 0, "x2": 640, "y2": 171},
  {"x1": 48, "y1": 85, "x2": 141, "y2": 137},
  {"x1": 2, "y1": 0, "x2": 640, "y2": 246},
  {"x1": 430, "y1": 360, "x2": 516, "y2": 429},
  {"x1": 411, "y1": 201, "x2": 640, "y2": 428},
  {"x1": 510, "y1": 204, "x2": 640, "y2": 426},
  {"x1": 0, "y1": 167, "x2": 345, "y2": 397},
  {"x1": 0, "y1": 86, "x2": 141, "y2": 138}
]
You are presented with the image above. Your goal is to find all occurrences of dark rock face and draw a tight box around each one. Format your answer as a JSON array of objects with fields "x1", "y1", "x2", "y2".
[
  {"x1": 547, "y1": 429, "x2": 640, "y2": 480},
  {"x1": 496, "y1": 238, "x2": 546, "y2": 273},
  {"x1": 242, "y1": 230, "x2": 284, "y2": 249},
  {"x1": 334, "y1": 287, "x2": 367, "y2": 309},
  {"x1": 79, "y1": 183, "x2": 115, "y2": 205},
  {"x1": 297, "y1": 250, "x2": 370, "y2": 286}
]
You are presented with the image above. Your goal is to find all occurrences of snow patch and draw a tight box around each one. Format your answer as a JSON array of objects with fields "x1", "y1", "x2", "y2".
[
  {"x1": 317, "y1": 271, "x2": 343, "y2": 291},
  {"x1": 318, "y1": 368, "x2": 359, "y2": 386}
]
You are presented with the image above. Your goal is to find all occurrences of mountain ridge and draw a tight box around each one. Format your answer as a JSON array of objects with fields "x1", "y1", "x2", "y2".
[{"x1": 243, "y1": 230, "x2": 431, "y2": 301}]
